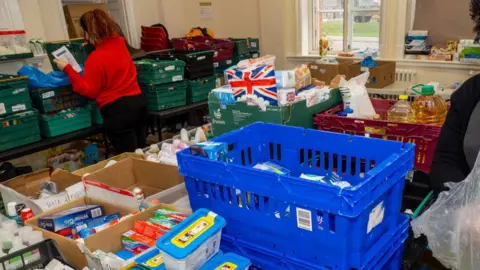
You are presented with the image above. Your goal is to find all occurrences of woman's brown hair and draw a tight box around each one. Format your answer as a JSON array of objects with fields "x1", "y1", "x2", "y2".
[{"x1": 80, "y1": 9, "x2": 119, "y2": 45}]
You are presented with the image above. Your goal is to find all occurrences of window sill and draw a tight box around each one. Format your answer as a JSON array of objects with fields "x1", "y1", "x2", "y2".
[{"x1": 286, "y1": 55, "x2": 480, "y2": 70}]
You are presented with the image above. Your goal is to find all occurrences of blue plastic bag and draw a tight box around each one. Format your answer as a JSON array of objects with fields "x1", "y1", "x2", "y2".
[
  {"x1": 360, "y1": 56, "x2": 378, "y2": 67},
  {"x1": 17, "y1": 66, "x2": 71, "y2": 89}
]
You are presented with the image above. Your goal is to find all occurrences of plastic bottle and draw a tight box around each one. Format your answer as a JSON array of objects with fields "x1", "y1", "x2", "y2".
[
  {"x1": 387, "y1": 95, "x2": 416, "y2": 123},
  {"x1": 8, "y1": 237, "x2": 27, "y2": 270},
  {"x1": 8, "y1": 237, "x2": 26, "y2": 254},
  {"x1": 6, "y1": 202, "x2": 22, "y2": 226},
  {"x1": 411, "y1": 84, "x2": 448, "y2": 125},
  {"x1": 0, "y1": 230, "x2": 13, "y2": 251}
]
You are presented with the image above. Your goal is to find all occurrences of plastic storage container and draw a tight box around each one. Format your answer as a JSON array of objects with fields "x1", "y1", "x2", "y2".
[
  {"x1": 248, "y1": 38, "x2": 260, "y2": 53},
  {"x1": 39, "y1": 106, "x2": 92, "y2": 137},
  {"x1": 177, "y1": 123, "x2": 414, "y2": 269},
  {"x1": 12, "y1": 30, "x2": 31, "y2": 54},
  {"x1": 199, "y1": 251, "x2": 251, "y2": 270},
  {"x1": 221, "y1": 214, "x2": 409, "y2": 270},
  {"x1": 171, "y1": 37, "x2": 235, "y2": 63},
  {"x1": 411, "y1": 84, "x2": 448, "y2": 125},
  {"x1": 315, "y1": 98, "x2": 441, "y2": 172},
  {"x1": 176, "y1": 50, "x2": 215, "y2": 80},
  {"x1": 0, "y1": 31, "x2": 16, "y2": 56},
  {"x1": 387, "y1": 94, "x2": 416, "y2": 123},
  {"x1": 0, "y1": 110, "x2": 40, "y2": 151},
  {"x1": 44, "y1": 39, "x2": 94, "y2": 72},
  {"x1": 187, "y1": 75, "x2": 216, "y2": 104},
  {"x1": 30, "y1": 87, "x2": 87, "y2": 114},
  {"x1": 0, "y1": 74, "x2": 31, "y2": 116},
  {"x1": 142, "y1": 81, "x2": 188, "y2": 111},
  {"x1": 135, "y1": 59, "x2": 185, "y2": 85},
  {"x1": 0, "y1": 239, "x2": 72, "y2": 270},
  {"x1": 156, "y1": 209, "x2": 226, "y2": 270},
  {"x1": 230, "y1": 38, "x2": 250, "y2": 56}
]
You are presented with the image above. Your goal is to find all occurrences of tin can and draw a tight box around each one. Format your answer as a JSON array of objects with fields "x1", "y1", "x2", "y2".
[{"x1": 21, "y1": 208, "x2": 34, "y2": 223}]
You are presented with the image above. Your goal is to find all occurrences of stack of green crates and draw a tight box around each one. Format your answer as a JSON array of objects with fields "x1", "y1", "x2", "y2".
[
  {"x1": 249, "y1": 38, "x2": 260, "y2": 59},
  {"x1": 40, "y1": 106, "x2": 92, "y2": 138},
  {"x1": 187, "y1": 75, "x2": 217, "y2": 104},
  {"x1": 31, "y1": 86, "x2": 87, "y2": 114},
  {"x1": 135, "y1": 59, "x2": 187, "y2": 111},
  {"x1": 231, "y1": 38, "x2": 251, "y2": 66},
  {"x1": 0, "y1": 75, "x2": 40, "y2": 151}
]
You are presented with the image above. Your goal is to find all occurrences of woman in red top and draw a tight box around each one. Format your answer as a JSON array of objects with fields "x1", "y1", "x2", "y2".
[{"x1": 54, "y1": 9, "x2": 147, "y2": 154}]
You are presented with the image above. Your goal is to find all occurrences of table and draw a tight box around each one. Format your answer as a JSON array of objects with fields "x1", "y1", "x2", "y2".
[
  {"x1": 0, "y1": 125, "x2": 108, "y2": 163},
  {"x1": 149, "y1": 101, "x2": 209, "y2": 141}
]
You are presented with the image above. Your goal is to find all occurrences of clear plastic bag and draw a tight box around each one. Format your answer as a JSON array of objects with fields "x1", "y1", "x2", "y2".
[{"x1": 412, "y1": 152, "x2": 480, "y2": 270}]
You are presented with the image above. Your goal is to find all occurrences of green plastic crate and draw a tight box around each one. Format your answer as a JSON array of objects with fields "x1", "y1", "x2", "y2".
[
  {"x1": 0, "y1": 74, "x2": 31, "y2": 116},
  {"x1": 230, "y1": 38, "x2": 250, "y2": 55},
  {"x1": 142, "y1": 81, "x2": 187, "y2": 111},
  {"x1": 233, "y1": 53, "x2": 250, "y2": 65},
  {"x1": 40, "y1": 106, "x2": 92, "y2": 138},
  {"x1": 250, "y1": 52, "x2": 260, "y2": 59},
  {"x1": 0, "y1": 110, "x2": 41, "y2": 151},
  {"x1": 31, "y1": 86, "x2": 87, "y2": 113},
  {"x1": 44, "y1": 39, "x2": 94, "y2": 72},
  {"x1": 187, "y1": 75, "x2": 216, "y2": 104},
  {"x1": 90, "y1": 101, "x2": 103, "y2": 125},
  {"x1": 248, "y1": 38, "x2": 260, "y2": 53},
  {"x1": 135, "y1": 59, "x2": 185, "y2": 85}
]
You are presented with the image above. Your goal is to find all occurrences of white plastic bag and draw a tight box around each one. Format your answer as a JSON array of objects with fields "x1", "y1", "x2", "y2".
[
  {"x1": 412, "y1": 152, "x2": 480, "y2": 270},
  {"x1": 339, "y1": 72, "x2": 376, "y2": 118}
]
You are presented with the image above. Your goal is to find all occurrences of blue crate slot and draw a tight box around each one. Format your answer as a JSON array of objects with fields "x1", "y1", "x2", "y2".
[{"x1": 177, "y1": 122, "x2": 414, "y2": 269}]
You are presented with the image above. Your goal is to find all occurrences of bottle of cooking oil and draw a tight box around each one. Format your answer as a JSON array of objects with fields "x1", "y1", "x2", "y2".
[
  {"x1": 387, "y1": 95, "x2": 416, "y2": 123},
  {"x1": 411, "y1": 84, "x2": 448, "y2": 125}
]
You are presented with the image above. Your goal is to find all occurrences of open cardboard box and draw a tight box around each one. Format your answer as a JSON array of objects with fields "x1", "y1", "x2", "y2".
[
  {"x1": 72, "y1": 152, "x2": 144, "y2": 176},
  {"x1": 83, "y1": 158, "x2": 184, "y2": 209},
  {"x1": 0, "y1": 169, "x2": 83, "y2": 214},
  {"x1": 347, "y1": 60, "x2": 396, "y2": 88},
  {"x1": 25, "y1": 196, "x2": 136, "y2": 269},
  {"x1": 78, "y1": 204, "x2": 190, "y2": 270},
  {"x1": 309, "y1": 59, "x2": 361, "y2": 85}
]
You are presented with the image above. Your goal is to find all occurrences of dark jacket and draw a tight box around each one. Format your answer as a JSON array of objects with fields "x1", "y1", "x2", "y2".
[{"x1": 430, "y1": 75, "x2": 480, "y2": 192}]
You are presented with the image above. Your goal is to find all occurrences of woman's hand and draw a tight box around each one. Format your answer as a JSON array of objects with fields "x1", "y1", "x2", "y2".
[{"x1": 53, "y1": 58, "x2": 69, "y2": 71}]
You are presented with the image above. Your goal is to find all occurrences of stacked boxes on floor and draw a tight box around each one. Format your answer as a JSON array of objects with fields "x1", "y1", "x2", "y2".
[
  {"x1": 0, "y1": 74, "x2": 40, "y2": 151},
  {"x1": 135, "y1": 58, "x2": 187, "y2": 111},
  {"x1": 178, "y1": 123, "x2": 414, "y2": 269}
]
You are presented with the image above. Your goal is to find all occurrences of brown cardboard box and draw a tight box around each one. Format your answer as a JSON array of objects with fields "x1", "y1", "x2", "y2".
[
  {"x1": 25, "y1": 197, "x2": 136, "y2": 269},
  {"x1": 309, "y1": 59, "x2": 360, "y2": 85},
  {"x1": 83, "y1": 158, "x2": 184, "y2": 209},
  {"x1": 0, "y1": 169, "x2": 83, "y2": 214},
  {"x1": 72, "y1": 153, "x2": 144, "y2": 176},
  {"x1": 347, "y1": 60, "x2": 396, "y2": 89},
  {"x1": 63, "y1": 4, "x2": 109, "y2": 38}
]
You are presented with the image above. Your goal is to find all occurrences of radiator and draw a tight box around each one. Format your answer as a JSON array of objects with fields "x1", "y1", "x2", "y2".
[{"x1": 395, "y1": 69, "x2": 417, "y2": 84}]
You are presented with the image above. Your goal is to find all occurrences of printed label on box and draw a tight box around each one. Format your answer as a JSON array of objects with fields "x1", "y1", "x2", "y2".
[
  {"x1": 172, "y1": 75, "x2": 183, "y2": 82},
  {"x1": 164, "y1": 65, "x2": 175, "y2": 71},
  {"x1": 197, "y1": 56, "x2": 206, "y2": 61},
  {"x1": 213, "y1": 62, "x2": 219, "y2": 68},
  {"x1": 296, "y1": 207, "x2": 312, "y2": 231},
  {"x1": 42, "y1": 91, "x2": 55, "y2": 99},
  {"x1": 12, "y1": 88, "x2": 27, "y2": 95},
  {"x1": 36, "y1": 195, "x2": 70, "y2": 211},
  {"x1": 251, "y1": 42, "x2": 257, "y2": 48},
  {"x1": 367, "y1": 201, "x2": 384, "y2": 233},
  {"x1": 0, "y1": 103, "x2": 6, "y2": 115},
  {"x1": 12, "y1": 104, "x2": 26, "y2": 112}
]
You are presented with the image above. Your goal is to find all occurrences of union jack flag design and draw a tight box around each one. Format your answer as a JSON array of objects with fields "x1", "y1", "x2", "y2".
[{"x1": 226, "y1": 64, "x2": 278, "y2": 105}]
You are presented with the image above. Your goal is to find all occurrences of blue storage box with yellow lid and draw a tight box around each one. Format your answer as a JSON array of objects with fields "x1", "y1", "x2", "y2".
[
  {"x1": 200, "y1": 251, "x2": 251, "y2": 270},
  {"x1": 156, "y1": 209, "x2": 226, "y2": 270}
]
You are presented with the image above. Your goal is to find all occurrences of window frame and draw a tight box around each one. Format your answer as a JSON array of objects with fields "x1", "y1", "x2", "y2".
[{"x1": 307, "y1": 0, "x2": 383, "y2": 55}]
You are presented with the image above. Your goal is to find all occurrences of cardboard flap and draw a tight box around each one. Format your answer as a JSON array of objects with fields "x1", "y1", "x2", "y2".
[
  {"x1": 132, "y1": 159, "x2": 184, "y2": 194},
  {"x1": 51, "y1": 169, "x2": 83, "y2": 191}
]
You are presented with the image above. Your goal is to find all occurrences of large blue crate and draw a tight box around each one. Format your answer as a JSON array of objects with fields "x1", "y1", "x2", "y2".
[
  {"x1": 177, "y1": 123, "x2": 414, "y2": 269},
  {"x1": 221, "y1": 214, "x2": 410, "y2": 269}
]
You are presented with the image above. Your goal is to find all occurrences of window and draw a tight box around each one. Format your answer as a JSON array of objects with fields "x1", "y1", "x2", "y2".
[{"x1": 309, "y1": 0, "x2": 382, "y2": 54}]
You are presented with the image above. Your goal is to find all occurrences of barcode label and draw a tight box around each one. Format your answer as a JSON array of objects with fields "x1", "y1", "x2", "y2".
[
  {"x1": 251, "y1": 42, "x2": 257, "y2": 48},
  {"x1": 12, "y1": 104, "x2": 26, "y2": 112},
  {"x1": 165, "y1": 65, "x2": 175, "y2": 71},
  {"x1": 172, "y1": 75, "x2": 183, "y2": 81},
  {"x1": 252, "y1": 53, "x2": 259, "y2": 58},
  {"x1": 0, "y1": 103, "x2": 5, "y2": 115},
  {"x1": 213, "y1": 62, "x2": 219, "y2": 68},
  {"x1": 296, "y1": 207, "x2": 312, "y2": 231},
  {"x1": 42, "y1": 91, "x2": 55, "y2": 99},
  {"x1": 197, "y1": 56, "x2": 206, "y2": 61},
  {"x1": 91, "y1": 208, "x2": 102, "y2": 218}
]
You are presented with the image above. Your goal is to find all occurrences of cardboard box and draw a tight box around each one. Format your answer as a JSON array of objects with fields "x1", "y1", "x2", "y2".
[
  {"x1": 63, "y1": 3, "x2": 109, "y2": 38},
  {"x1": 347, "y1": 60, "x2": 396, "y2": 89},
  {"x1": 0, "y1": 169, "x2": 83, "y2": 214},
  {"x1": 25, "y1": 196, "x2": 136, "y2": 269},
  {"x1": 72, "y1": 153, "x2": 144, "y2": 176},
  {"x1": 209, "y1": 88, "x2": 342, "y2": 136},
  {"x1": 83, "y1": 158, "x2": 184, "y2": 209},
  {"x1": 309, "y1": 59, "x2": 360, "y2": 85}
]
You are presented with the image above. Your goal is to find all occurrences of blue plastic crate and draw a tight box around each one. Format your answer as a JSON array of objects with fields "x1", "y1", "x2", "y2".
[
  {"x1": 221, "y1": 214, "x2": 410, "y2": 269},
  {"x1": 177, "y1": 123, "x2": 414, "y2": 268}
]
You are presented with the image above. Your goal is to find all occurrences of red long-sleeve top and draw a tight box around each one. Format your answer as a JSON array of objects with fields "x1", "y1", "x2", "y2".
[{"x1": 63, "y1": 36, "x2": 141, "y2": 108}]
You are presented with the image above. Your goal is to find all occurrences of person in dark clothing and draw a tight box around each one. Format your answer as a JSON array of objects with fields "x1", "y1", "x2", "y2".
[
  {"x1": 429, "y1": 76, "x2": 480, "y2": 192},
  {"x1": 54, "y1": 9, "x2": 147, "y2": 154}
]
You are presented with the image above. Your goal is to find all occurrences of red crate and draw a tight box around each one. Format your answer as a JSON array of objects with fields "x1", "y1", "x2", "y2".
[
  {"x1": 314, "y1": 98, "x2": 442, "y2": 172},
  {"x1": 171, "y1": 36, "x2": 234, "y2": 62}
]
